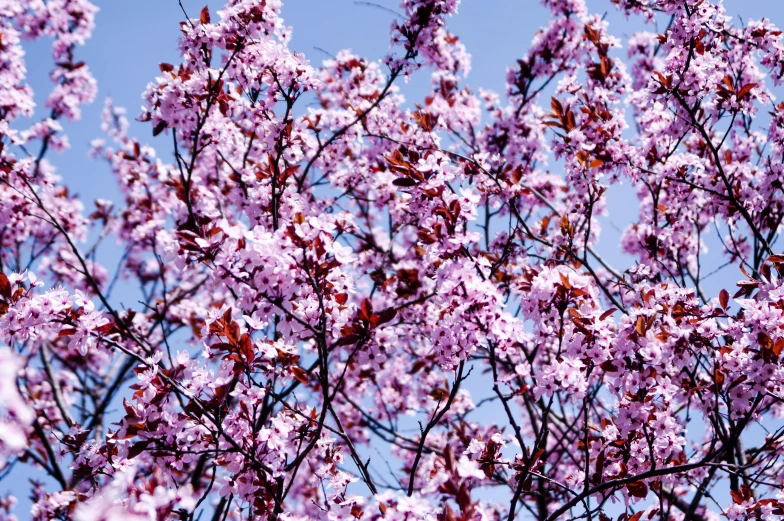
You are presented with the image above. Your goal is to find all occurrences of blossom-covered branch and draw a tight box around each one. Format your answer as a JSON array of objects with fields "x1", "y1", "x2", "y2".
[{"x1": 3, "y1": 0, "x2": 784, "y2": 520}]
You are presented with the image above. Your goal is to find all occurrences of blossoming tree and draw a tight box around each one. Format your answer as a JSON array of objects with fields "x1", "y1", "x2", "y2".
[{"x1": 3, "y1": 0, "x2": 784, "y2": 519}]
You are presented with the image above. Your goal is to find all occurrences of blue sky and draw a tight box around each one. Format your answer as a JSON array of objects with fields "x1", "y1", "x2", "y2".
[
  {"x1": 7, "y1": 0, "x2": 784, "y2": 515},
  {"x1": 20, "y1": 0, "x2": 784, "y2": 282}
]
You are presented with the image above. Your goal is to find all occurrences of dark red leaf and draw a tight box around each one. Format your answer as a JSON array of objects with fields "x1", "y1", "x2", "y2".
[
  {"x1": 359, "y1": 299, "x2": 373, "y2": 322},
  {"x1": 719, "y1": 289, "x2": 729, "y2": 310},
  {"x1": 0, "y1": 273, "x2": 10, "y2": 300},
  {"x1": 627, "y1": 481, "x2": 648, "y2": 499},
  {"x1": 200, "y1": 5, "x2": 211, "y2": 24},
  {"x1": 376, "y1": 307, "x2": 397, "y2": 325},
  {"x1": 599, "y1": 308, "x2": 618, "y2": 321},
  {"x1": 128, "y1": 440, "x2": 150, "y2": 459},
  {"x1": 737, "y1": 83, "x2": 758, "y2": 99},
  {"x1": 152, "y1": 120, "x2": 167, "y2": 137},
  {"x1": 292, "y1": 366, "x2": 309, "y2": 385},
  {"x1": 392, "y1": 177, "x2": 417, "y2": 187}
]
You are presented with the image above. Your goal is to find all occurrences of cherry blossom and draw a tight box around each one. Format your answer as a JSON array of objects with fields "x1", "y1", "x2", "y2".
[{"x1": 3, "y1": 0, "x2": 784, "y2": 520}]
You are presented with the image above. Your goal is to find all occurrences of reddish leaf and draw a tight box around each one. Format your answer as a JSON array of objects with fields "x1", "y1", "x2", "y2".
[
  {"x1": 94, "y1": 322, "x2": 116, "y2": 335},
  {"x1": 376, "y1": 307, "x2": 397, "y2": 326},
  {"x1": 737, "y1": 83, "x2": 758, "y2": 99},
  {"x1": 292, "y1": 366, "x2": 309, "y2": 385},
  {"x1": 551, "y1": 97, "x2": 563, "y2": 115},
  {"x1": 531, "y1": 447, "x2": 545, "y2": 465},
  {"x1": 239, "y1": 333, "x2": 254, "y2": 364},
  {"x1": 441, "y1": 504, "x2": 457, "y2": 521},
  {"x1": 599, "y1": 308, "x2": 618, "y2": 321},
  {"x1": 226, "y1": 321, "x2": 240, "y2": 345},
  {"x1": 359, "y1": 299, "x2": 373, "y2": 322},
  {"x1": 152, "y1": 120, "x2": 167, "y2": 137},
  {"x1": 443, "y1": 444, "x2": 456, "y2": 472},
  {"x1": 714, "y1": 366, "x2": 725, "y2": 387},
  {"x1": 392, "y1": 177, "x2": 417, "y2": 187},
  {"x1": 128, "y1": 440, "x2": 150, "y2": 459},
  {"x1": 479, "y1": 463, "x2": 495, "y2": 479},
  {"x1": 774, "y1": 338, "x2": 784, "y2": 358},
  {"x1": 200, "y1": 5, "x2": 211, "y2": 24},
  {"x1": 430, "y1": 387, "x2": 449, "y2": 401},
  {"x1": 600, "y1": 360, "x2": 618, "y2": 372},
  {"x1": 728, "y1": 374, "x2": 748, "y2": 390},
  {"x1": 409, "y1": 359, "x2": 427, "y2": 374},
  {"x1": 337, "y1": 334, "x2": 361, "y2": 347},
  {"x1": 210, "y1": 342, "x2": 234, "y2": 352},
  {"x1": 719, "y1": 289, "x2": 729, "y2": 310},
  {"x1": 635, "y1": 316, "x2": 646, "y2": 335},
  {"x1": 627, "y1": 480, "x2": 648, "y2": 499},
  {"x1": 0, "y1": 273, "x2": 10, "y2": 301},
  {"x1": 589, "y1": 158, "x2": 604, "y2": 169}
]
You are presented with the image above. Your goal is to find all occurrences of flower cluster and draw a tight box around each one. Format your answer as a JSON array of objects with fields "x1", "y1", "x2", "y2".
[{"x1": 3, "y1": 0, "x2": 784, "y2": 520}]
